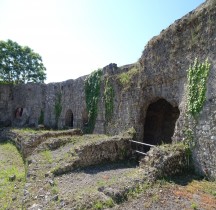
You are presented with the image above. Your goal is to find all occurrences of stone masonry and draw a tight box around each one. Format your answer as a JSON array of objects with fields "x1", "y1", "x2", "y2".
[{"x1": 0, "y1": 0, "x2": 216, "y2": 178}]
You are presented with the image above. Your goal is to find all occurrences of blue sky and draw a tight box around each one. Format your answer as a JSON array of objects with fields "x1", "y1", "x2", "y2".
[{"x1": 0, "y1": 0, "x2": 205, "y2": 83}]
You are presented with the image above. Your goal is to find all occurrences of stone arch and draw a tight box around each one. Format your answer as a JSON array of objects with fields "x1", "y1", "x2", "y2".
[
  {"x1": 65, "y1": 109, "x2": 73, "y2": 128},
  {"x1": 143, "y1": 98, "x2": 180, "y2": 146}
]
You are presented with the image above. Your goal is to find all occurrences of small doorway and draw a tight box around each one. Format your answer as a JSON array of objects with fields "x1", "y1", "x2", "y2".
[
  {"x1": 65, "y1": 109, "x2": 73, "y2": 128},
  {"x1": 143, "y1": 99, "x2": 180, "y2": 146},
  {"x1": 15, "y1": 107, "x2": 23, "y2": 118}
]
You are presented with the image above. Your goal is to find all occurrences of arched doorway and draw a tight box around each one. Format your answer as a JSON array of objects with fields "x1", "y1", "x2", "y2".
[
  {"x1": 65, "y1": 109, "x2": 73, "y2": 128},
  {"x1": 143, "y1": 99, "x2": 180, "y2": 146}
]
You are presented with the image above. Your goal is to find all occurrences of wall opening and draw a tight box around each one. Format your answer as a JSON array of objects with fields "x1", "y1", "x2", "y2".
[
  {"x1": 143, "y1": 99, "x2": 180, "y2": 146},
  {"x1": 15, "y1": 108, "x2": 23, "y2": 118},
  {"x1": 65, "y1": 109, "x2": 73, "y2": 128}
]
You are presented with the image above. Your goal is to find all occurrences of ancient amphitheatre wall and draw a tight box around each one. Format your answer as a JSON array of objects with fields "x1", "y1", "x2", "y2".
[{"x1": 0, "y1": 0, "x2": 215, "y2": 178}]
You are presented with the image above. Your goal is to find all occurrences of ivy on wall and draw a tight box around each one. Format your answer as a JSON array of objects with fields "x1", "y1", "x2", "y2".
[
  {"x1": 182, "y1": 58, "x2": 210, "y2": 159},
  {"x1": 84, "y1": 69, "x2": 102, "y2": 133},
  {"x1": 54, "y1": 93, "x2": 62, "y2": 126},
  {"x1": 104, "y1": 78, "x2": 114, "y2": 123},
  {"x1": 187, "y1": 58, "x2": 210, "y2": 117}
]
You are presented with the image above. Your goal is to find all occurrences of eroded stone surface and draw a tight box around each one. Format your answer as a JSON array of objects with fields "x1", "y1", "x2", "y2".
[{"x1": 0, "y1": 0, "x2": 215, "y2": 179}]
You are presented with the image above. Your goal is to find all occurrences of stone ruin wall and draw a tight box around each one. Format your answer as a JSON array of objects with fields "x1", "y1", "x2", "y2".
[
  {"x1": 0, "y1": 0, "x2": 215, "y2": 178},
  {"x1": 105, "y1": 0, "x2": 216, "y2": 178},
  {"x1": 138, "y1": 0, "x2": 216, "y2": 178},
  {"x1": 0, "y1": 77, "x2": 86, "y2": 130}
]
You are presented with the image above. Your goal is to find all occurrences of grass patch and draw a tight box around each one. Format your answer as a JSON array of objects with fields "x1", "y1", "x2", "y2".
[
  {"x1": 40, "y1": 150, "x2": 53, "y2": 164},
  {"x1": 191, "y1": 202, "x2": 198, "y2": 210},
  {"x1": 118, "y1": 66, "x2": 139, "y2": 87},
  {"x1": 184, "y1": 179, "x2": 216, "y2": 197},
  {"x1": 12, "y1": 127, "x2": 46, "y2": 135},
  {"x1": 58, "y1": 134, "x2": 108, "y2": 151},
  {"x1": 92, "y1": 199, "x2": 114, "y2": 210},
  {"x1": 0, "y1": 142, "x2": 26, "y2": 209}
]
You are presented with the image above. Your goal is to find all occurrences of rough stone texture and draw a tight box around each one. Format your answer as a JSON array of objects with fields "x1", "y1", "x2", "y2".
[
  {"x1": 0, "y1": 84, "x2": 13, "y2": 127},
  {"x1": 51, "y1": 133, "x2": 132, "y2": 176},
  {"x1": 0, "y1": 77, "x2": 86, "y2": 130},
  {"x1": 44, "y1": 77, "x2": 86, "y2": 129},
  {"x1": 23, "y1": 131, "x2": 133, "y2": 209},
  {"x1": 192, "y1": 98, "x2": 216, "y2": 178},
  {"x1": 0, "y1": 128, "x2": 83, "y2": 157},
  {"x1": 139, "y1": 144, "x2": 190, "y2": 179},
  {"x1": 0, "y1": 0, "x2": 216, "y2": 178}
]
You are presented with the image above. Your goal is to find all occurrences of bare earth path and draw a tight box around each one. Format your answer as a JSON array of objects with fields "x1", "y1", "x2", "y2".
[{"x1": 113, "y1": 174, "x2": 216, "y2": 210}]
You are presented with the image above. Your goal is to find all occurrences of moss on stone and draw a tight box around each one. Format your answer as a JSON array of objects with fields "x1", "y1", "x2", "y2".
[{"x1": 118, "y1": 66, "x2": 139, "y2": 87}]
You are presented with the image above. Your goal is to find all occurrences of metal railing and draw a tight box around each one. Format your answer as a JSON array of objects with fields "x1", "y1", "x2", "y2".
[{"x1": 129, "y1": 140, "x2": 156, "y2": 155}]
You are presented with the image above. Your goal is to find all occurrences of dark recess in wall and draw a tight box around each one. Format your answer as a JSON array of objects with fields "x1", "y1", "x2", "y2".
[{"x1": 143, "y1": 99, "x2": 180, "y2": 147}]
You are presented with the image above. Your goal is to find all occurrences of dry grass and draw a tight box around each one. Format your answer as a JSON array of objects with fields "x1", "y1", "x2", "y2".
[
  {"x1": 173, "y1": 179, "x2": 216, "y2": 210},
  {"x1": 118, "y1": 67, "x2": 139, "y2": 86}
]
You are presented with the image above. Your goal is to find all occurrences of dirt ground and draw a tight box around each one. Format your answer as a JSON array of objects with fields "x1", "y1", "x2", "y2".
[
  {"x1": 1, "y1": 130, "x2": 216, "y2": 210},
  {"x1": 55, "y1": 161, "x2": 216, "y2": 210},
  {"x1": 113, "y1": 174, "x2": 216, "y2": 210}
]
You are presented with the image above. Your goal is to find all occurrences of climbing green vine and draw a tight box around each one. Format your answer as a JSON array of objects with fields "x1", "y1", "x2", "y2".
[
  {"x1": 54, "y1": 93, "x2": 62, "y2": 126},
  {"x1": 84, "y1": 69, "x2": 102, "y2": 133},
  {"x1": 182, "y1": 127, "x2": 195, "y2": 168},
  {"x1": 187, "y1": 58, "x2": 210, "y2": 117},
  {"x1": 104, "y1": 77, "x2": 114, "y2": 123},
  {"x1": 183, "y1": 58, "x2": 211, "y2": 157}
]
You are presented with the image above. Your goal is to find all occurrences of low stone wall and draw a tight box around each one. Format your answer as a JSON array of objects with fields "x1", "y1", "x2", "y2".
[
  {"x1": 139, "y1": 143, "x2": 191, "y2": 179},
  {"x1": 79, "y1": 136, "x2": 131, "y2": 164},
  {"x1": 52, "y1": 133, "x2": 132, "y2": 175},
  {"x1": 0, "y1": 128, "x2": 83, "y2": 157}
]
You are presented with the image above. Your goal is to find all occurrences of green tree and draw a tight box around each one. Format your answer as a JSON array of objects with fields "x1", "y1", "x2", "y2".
[{"x1": 0, "y1": 39, "x2": 46, "y2": 84}]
